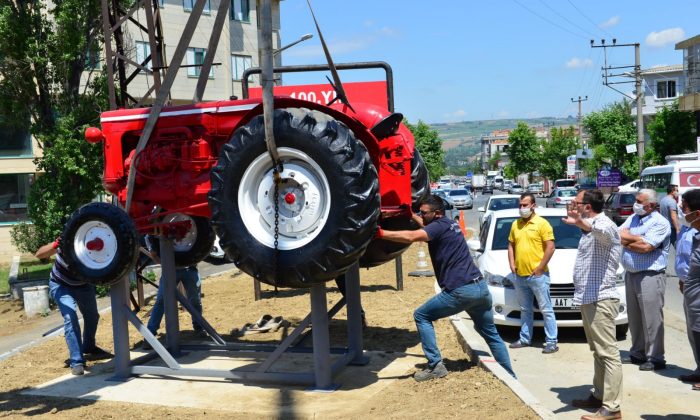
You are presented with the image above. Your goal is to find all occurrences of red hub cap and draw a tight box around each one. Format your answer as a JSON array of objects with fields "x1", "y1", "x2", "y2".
[
  {"x1": 284, "y1": 192, "x2": 296, "y2": 204},
  {"x1": 86, "y1": 237, "x2": 104, "y2": 251}
]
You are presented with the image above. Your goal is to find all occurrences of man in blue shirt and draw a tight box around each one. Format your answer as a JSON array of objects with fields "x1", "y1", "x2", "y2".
[
  {"x1": 677, "y1": 189, "x2": 700, "y2": 387},
  {"x1": 618, "y1": 189, "x2": 671, "y2": 371},
  {"x1": 379, "y1": 194, "x2": 514, "y2": 381}
]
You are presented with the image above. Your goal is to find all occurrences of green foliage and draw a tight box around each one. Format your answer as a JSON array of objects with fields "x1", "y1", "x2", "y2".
[
  {"x1": 405, "y1": 119, "x2": 446, "y2": 181},
  {"x1": 444, "y1": 143, "x2": 480, "y2": 175},
  {"x1": 507, "y1": 122, "x2": 541, "y2": 175},
  {"x1": 539, "y1": 126, "x2": 578, "y2": 180},
  {"x1": 581, "y1": 101, "x2": 638, "y2": 178},
  {"x1": 503, "y1": 164, "x2": 517, "y2": 180},
  {"x1": 487, "y1": 151, "x2": 502, "y2": 171},
  {"x1": 0, "y1": 264, "x2": 9, "y2": 294},
  {"x1": 646, "y1": 101, "x2": 697, "y2": 165},
  {"x1": 1, "y1": 1, "x2": 111, "y2": 252}
]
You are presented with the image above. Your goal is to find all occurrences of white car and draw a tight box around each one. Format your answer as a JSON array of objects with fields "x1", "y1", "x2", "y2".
[
  {"x1": 617, "y1": 179, "x2": 640, "y2": 192},
  {"x1": 467, "y1": 208, "x2": 629, "y2": 336},
  {"x1": 477, "y1": 194, "x2": 521, "y2": 228}
]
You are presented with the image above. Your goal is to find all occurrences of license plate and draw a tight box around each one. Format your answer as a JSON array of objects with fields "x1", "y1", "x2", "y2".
[{"x1": 553, "y1": 298, "x2": 578, "y2": 309}]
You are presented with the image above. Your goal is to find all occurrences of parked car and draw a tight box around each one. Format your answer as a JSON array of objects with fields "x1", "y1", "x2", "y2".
[
  {"x1": 527, "y1": 182, "x2": 544, "y2": 197},
  {"x1": 617, "y1": 179, "x2": 640, "y2": 192},
  {"x1": 478, "y1": 194, "x2": 521, "y2": 228},
  {"x1": 482, "y1": 184, "x2": 494, "y2": 194},
  {"x1": 510, "y1": 184, "x2": 524, "y2": 194},
  {"x1": 554, "y1": 178, "x2": 578, "y2": 189},
  {"x1": 433, "y1": 189, "x2": 448, "y2": 200},
  {"x1": 577, "y1": 179, "x2": 597, "y2": 190},
  {"x1": 604, "y1": 191, "x2": 636, "y2": 225},
  {"x1": 447, "y1": 189, "x2": 473, "y2": 209},
  {"x1": 467, "y1": 208, "x2": 628, "y2": 335},
  {"x1": 545, "y1": 187, "x2": 578, "y2": 208}
]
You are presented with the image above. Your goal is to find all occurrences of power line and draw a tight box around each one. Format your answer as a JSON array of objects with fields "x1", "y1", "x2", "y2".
[
  {"x1": 537, "y1": 0, "x2": 599, "y2": 39},
  {"x1": 511, "y1": 0, "x2": 589, "y2": 40},
  {"x1": 566, "y1": 0, "x2": 614, "y2": 38}
]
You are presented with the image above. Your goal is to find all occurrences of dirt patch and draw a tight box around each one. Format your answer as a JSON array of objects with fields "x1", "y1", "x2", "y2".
[{"x1": 0, "y1": 244, "x2": 536, "y2": 419}]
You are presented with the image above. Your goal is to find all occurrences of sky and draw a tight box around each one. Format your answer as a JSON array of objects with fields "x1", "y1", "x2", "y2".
[{"x1": 277, "y1": 0, "x2": 698, "y2": 124}]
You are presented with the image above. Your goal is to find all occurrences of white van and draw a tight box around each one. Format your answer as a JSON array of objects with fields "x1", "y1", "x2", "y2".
[{"x1": 640, "y1": 158, "x2": 700, "y2": 197}]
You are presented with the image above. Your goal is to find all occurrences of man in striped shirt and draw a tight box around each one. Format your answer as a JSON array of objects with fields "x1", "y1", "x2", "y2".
[
  {"x1": 564, "y1": 189, "x2": 623, "y2": 420},
  {"x1": 619, "y1": 189, "x2": 671, "y2": 372},
  {"x1": 35, "y1": 238, "x2": 112, "y2": 376}
]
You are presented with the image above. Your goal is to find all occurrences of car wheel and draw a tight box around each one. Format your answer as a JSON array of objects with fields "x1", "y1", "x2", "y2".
[
  {"x1": 147, "y1": 214, "x2": 216, "y2": 268},
  {"x1": 209, "y1": 107, "x2": 380, "y2": 288},
  {"x1": 360, "y1": 147, "x2": 429, "y2": 267},
  {"x1": 60, "y1": 202, "x2": 139, "y2": 286}
]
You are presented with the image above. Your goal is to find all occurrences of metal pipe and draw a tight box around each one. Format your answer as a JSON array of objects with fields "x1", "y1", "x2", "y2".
[{"x1": 260, "y1": 0, "x2": 279, "y2": 164}]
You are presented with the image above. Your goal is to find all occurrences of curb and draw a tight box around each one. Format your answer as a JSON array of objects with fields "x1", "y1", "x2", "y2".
[{"x1": 433, "y1": 282, "x2": 555, "y2": 419}]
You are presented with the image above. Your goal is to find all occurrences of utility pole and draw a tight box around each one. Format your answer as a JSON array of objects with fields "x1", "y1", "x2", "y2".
[
  {"x1": 591, "y1": 39, "x2": 644, "y2": 173},
  {"x1": 570, "y1": 96, "x2": 588, "y2": 146}
]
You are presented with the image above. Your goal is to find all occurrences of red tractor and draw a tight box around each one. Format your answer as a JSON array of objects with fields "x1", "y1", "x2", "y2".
[{"x1": 62, "y1": 85, "x2": 429, "y2": 288}]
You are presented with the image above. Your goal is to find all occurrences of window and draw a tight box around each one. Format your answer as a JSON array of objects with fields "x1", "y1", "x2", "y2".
[
  {"x1": 183, "y1": 0, "x2": 210, "y2": 13},
  {"x1": 159, "y1": 0, "x2": 165, "y2": 6},
  {"x1": 657, "y1": 80, "x2": 677, "y2": 99},
  {"x1": 0, "y1": 173, "x2": 33, "y2": 223},
  {"x1": 232, "y1": 54, "x2": 252, "y2": 81},
  {"x1": 231, "y1": 0, "x2": 250, "y2": 21},
  {"x1": 186, "y1": 47, "x2": 213, "y2": 77},
  {"x1": 135, "y1": 41, "x2": 151, "y2": 72},
  {"x1": 84, "y1": 43, "x2": 100, "y2": 70},
  {"x1": 0, "y1": 120, "x2": 31, "y2": 157}
]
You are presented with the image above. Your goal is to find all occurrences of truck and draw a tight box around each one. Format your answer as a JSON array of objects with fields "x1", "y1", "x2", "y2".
[{"x1": 471, "y1": 174, "x2": 486, "y2": 191}]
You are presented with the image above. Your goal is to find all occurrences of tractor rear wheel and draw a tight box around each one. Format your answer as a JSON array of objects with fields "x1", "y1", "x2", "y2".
[
  {"x1": 359, "y1": 148, "x2": 431, "y2": 268},
  {"x1": 146, "y1": 214, "x2": 216, "y2": 268},
  {"x1": 60, "y1": 202, "x2": 138, "y2": 286},
  {"x1": 208, "y1": 108, "x2": 380, "y2": 288}
]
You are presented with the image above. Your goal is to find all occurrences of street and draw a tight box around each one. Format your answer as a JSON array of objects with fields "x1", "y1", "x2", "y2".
[{"x1": 461, "y1": 190, "x2": 700, "y2": 419}]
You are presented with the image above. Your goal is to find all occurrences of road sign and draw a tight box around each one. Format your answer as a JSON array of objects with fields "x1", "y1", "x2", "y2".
[
  {"x1": 566, "y1": 155, "x2": 577, "y2": 176},
  {"x1": 626, "y1": 144, "x2": 637, "y2": 154},
  {"x1": 249, "y1": 81, "x2": 388, "y2": 108},
  {"x1": 597, "y1": 169, "x2": 622, "y2": 187}
]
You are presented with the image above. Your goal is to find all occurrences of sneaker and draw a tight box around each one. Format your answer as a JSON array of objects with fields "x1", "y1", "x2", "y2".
[
  {"x1": 509, "y1": 340, "x2": 529, "y2": 349},
  {"x1": 571, "y1": 394, "x2": 602, "y2": 409},
  {"x1": 414, "y1": 362, "x2": 448, "y2": 382},
  {"x1": 542, "y1": 343, "x2": 559, "y2": 354},
  {"x1": 71, "y1": 364, "x2": 85, "y2": 376},
  {"x1": 580, "y1": 407, "x2": 622, "y2": 420},
  {"x1": 84, "y1": 346, "x2": 113, "y2": 361},
  {"x1": 620, "y1": 355, "x2": 645, "y2": 365},
  {"x1": 639, "y1": 360, "x2": 666, "y2": 371}
]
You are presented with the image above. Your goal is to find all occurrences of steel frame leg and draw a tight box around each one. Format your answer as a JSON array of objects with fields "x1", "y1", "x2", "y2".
[
  {"x1": 344, "y1": 263, "x2": 369, "y2": 365},
  {"x1": 160, "y1": 238, "x2": 180, "y2": 355},
  {"x1": 110, "y1": 274, "x2": 132, "y2": 379},
  {"x1": 309, "y1": 284, "x2": 338, "y2": 391}
]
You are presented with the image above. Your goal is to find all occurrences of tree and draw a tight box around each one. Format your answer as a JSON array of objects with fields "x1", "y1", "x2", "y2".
[
  {"x1": 2, "y1": 1, "x2": 111, "y2": 253},
  {"x1": 405, "y1": 120, "x2": 445, "y2": 181},
  {"x1": 487, "y1": 151, "x2": 502, "y2": 171},
  {"x1": 646, "y1": 101, "x2": 697, "y2": 165},
  {"x1": 581, "y1": 101, "x2": 637, "y2": 178},
  {"x1": 507, "y1": 122, "x2": 541, "y2": 176},
  {"x1": 539, "y1": 126, "x2": 578, "y2": 180}
]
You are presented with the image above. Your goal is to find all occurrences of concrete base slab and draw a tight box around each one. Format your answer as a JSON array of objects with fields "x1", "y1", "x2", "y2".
[{"x1": 24, "y1": 349, "x2": 420, "y2": 417}]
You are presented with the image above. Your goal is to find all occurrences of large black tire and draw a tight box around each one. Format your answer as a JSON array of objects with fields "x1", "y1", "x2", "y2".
[
  {"x1": 147, "y1": 214, "x2": 216, "y2": 268},
  {"x1": 208, "y1": 107, "x2": 380, "y2": 288},
  {"x1": 359, "y1": 148, "x2": 431, "y2": 268},
  {"x1": 60, "y1": 202, "x2": 138, "y2": 286}
]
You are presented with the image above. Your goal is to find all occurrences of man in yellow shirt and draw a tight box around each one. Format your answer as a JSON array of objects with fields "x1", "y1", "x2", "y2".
[{"x1": 508, "y1": 192, "x2": 558, "y2": 353}]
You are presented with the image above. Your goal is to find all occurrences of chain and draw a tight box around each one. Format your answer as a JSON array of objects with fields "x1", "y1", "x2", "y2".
[{"x1": 272, "y1": 163, "x2": 282, "y2": 294}]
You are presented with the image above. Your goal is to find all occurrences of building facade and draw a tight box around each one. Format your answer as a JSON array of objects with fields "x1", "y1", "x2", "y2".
[{"x1": 0, "y1": 0, "x2": 282, "y2": 261}]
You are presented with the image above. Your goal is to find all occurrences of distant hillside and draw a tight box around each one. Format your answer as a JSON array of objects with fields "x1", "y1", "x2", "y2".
[{"x1": 431, "y1": 116, "x2": 578, "y2": 150}]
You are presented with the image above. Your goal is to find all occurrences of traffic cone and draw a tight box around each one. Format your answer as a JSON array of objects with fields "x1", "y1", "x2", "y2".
[
  {"x1": 458, "y1": 210, "x2": 467, "y2": 236},
  {"x1": 408, "y1": 242, "x2": 434, "y2": 277}
]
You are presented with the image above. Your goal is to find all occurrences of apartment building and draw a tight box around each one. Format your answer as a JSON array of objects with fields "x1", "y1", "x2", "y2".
[{"x1": 0, "y1": 0, "x2": 282, "y2": 261}]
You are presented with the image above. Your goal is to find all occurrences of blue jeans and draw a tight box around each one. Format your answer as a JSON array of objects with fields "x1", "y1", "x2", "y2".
[
  {"x1": 513, "y1": 273, "x2": 557, "y2": 345},
  {"x1": 147, "y1": 267, "x2": 203, "y2": 335},
  {"x1": 49, "y1": 279, "x2": 100, "y2": 368},
  {"x1": 414, "y1": 280, "x2": 515, "y2": 377}
]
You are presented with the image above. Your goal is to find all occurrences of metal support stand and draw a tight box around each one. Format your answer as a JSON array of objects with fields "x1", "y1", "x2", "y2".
[
  {"x1": 107, "y1": 237, "x2": 368, "y2": 389},
  {"x1": 394, "y1": 255, "x2": 404, "y2": 291}
]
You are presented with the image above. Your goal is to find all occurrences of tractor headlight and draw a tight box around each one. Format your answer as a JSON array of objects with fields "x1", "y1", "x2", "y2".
[{"x1": 484, "y1": 271, "x2": 514, "y2": 288}]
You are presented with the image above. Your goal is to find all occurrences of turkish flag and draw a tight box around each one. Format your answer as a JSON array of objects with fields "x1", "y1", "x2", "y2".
[{"x1": 680, "y1": 172, "x2": 700, "y2": 187}]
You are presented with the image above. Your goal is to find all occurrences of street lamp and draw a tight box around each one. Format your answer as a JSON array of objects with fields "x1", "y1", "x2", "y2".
[{"x1": 273, "y1": 33, "x2": 313, "y2": 56}]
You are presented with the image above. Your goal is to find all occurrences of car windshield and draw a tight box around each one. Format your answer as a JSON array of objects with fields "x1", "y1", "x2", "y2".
[
  {"x1": 558, "y1": 189, "x2": 577, "y2": 197},
  {"x1": 434, "y1": 190, "x2": 447, "y2": 198},
  {"x1": 488, "y1": 198, "x2": 520, "y2": 211},
  {"x1": 491, "y1": 216, "x2": 582, "y2": 250},
  {"x1": 449, "y1": 190, "x2": 469, "y2": 196},
  {"x1": 619, "y1": 194, "x2": 636, "y2": 204}
]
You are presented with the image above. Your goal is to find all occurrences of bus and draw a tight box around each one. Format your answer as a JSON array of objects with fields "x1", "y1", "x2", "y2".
[{"x1": 640, "y1": 157, "x2": 700, "y2": 197}]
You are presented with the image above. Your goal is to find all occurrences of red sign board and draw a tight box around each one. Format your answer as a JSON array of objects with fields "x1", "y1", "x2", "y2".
[
  {"x1": 248, "y1": 81, "x2": 388, "y2": 108},
  {"x1": 680, "y1": 172, "x2": 700, "y2": 187}
]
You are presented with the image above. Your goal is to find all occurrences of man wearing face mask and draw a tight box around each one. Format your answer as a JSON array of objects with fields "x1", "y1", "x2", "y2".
[
  {"x1": 508, "y1": 192, "x2": 558, "y2": 354},
  {"x1": 659, "y1": 184, "x2": 680, "y2": 248},
  {"x1": 378, "y1": 194, "x2": 515, "y2": 381},
  {"x1": 618, "y1": 189, "x2": 671, "y2": 371},
  {"x1": 676, "y1": 189, "x2": 700, "y2": 388},
  {"x1": 563, "y1": 190, "x2": 623, "y2": 420}
]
